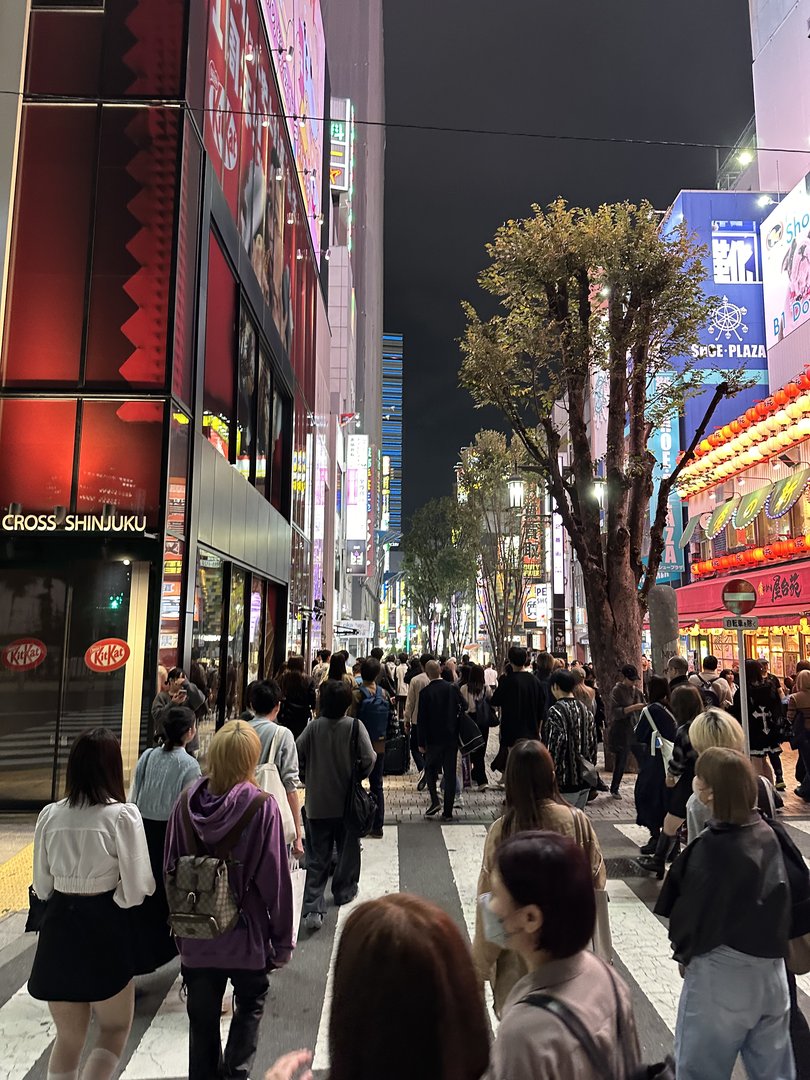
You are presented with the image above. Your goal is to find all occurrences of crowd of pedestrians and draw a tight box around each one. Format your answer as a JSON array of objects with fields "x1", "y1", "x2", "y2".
[{"x1": 24, "y1": 642, "x2": 810, "y2": 1080}]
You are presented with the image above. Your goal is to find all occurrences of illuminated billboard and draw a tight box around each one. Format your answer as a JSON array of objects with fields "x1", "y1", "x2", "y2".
[
  {"x1": 260, "y1": 0, "x2": 326, "y2": 251},
  {"x1": 761, "y1": 172, "x2": 810, "y2": 350},
  {"x1": 346, "y1": 434, "x2": 368, "y2": 541}
]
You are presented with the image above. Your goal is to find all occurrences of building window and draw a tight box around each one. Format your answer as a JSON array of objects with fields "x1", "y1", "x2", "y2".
[
  {"x1": 227, "y1": 567, "x2": 246, "y2": 719},
  {"x1": 248, "y1": 576, "x2": 265, "y2": 684},
  {"x1": 255, "y1": 348, "x2": 272, "y2": 499},
  {"x1": 167, "y1": 410, "x2": 190, "y2": 538},
  {"x1": 0, "y1": 398, "x2": 77, "y2": 513},
  {"x1": 236, "y1": 307, "x2": 257, "y2": 481},
  {"x1": 203, "y1": 233, "x2": 237, "y2": 460},
  {"x1": 192, "y1": 549, "x2": 224, "y2": 753}
]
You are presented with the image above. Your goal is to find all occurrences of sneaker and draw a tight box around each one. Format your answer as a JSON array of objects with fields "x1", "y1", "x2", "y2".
[
  {"x1": 425, "y1": 803, "x2": 442, "y2": 818},
  {"x1": 416, "y1": 770, "x2": 427, "y2": 792},
  {"x1": 454, "y1": 798, "x2": 464, "y2": 809},
  {"x1": 369, "y1": 830, "x2": 384, "y2": 839},
  {"x1": 304, "y1": 912, "x2": 324, "y2": 932},
  {"x1": 440, "y1": 813, "x2": 454, "y2": 822},
  {"x1": 775, "y1": 780, "x2": 787, "y2": 791},
  {"x1": 477, "y1": 782, "x2": 489, "y2": 791},
  {"x1": 610, "y1": 791, "x2": 622, "y2": 800}
]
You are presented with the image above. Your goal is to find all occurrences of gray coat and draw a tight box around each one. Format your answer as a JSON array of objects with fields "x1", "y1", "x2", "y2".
[{"x1": 296, "y1": 715, "x2": 375, "y2": 819}]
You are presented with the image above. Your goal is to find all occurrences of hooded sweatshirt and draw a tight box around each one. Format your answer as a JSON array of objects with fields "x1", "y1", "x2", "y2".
[{"x1": 164, "y1": 777, "x2": 294, "y2": 970}]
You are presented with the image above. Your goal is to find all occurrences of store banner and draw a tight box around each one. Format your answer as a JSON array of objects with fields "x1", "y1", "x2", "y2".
[
  {"x1": 677, "y1": 561, "x2": 810, "y2": 623},
  {"x1": 761, "y1": 172, "x2": 810, "y2": 350}
]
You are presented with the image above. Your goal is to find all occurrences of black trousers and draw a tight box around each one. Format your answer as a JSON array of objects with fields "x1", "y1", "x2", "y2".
[
  {"x1": 303, "y1": 816, "x2": 361, "y2": 914},
  {"x1": 611, "y1": 746, "x2": 630, "y2": 794},
  {"x1": 425, "y1": 742, "x2": 458, "y2": 816},
  {"x1": 470, "y1": 720, "x2": 488, "y2": 785},
  {"x1": 183, "y1": 966, "x2": 269, "y2": 1080},
  {"x1": 409, "y1": 725, "x2": 425, "y2": 772},
  {"x1": 368, "y1": 750, "x2": 385, "y2": 833}
]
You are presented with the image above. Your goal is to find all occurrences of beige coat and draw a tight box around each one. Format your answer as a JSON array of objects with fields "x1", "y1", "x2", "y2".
[
  {"x1": 485, "y1": 952, "x2": 640, "y2": 1080},
  {"x1": 471, "y1": 801, "x2": 609, "y2": 1018}
]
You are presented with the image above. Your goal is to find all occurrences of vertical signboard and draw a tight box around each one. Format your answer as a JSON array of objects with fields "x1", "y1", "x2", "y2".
[
  {"x1": 551, "y1": 512, "x2": 566, "y2": 657},
  {"x1": 345, "y1": 433, "x2": 368, "y2": 543},
  {"x1": 647, "y1": 374, "x2": 684, "y2": 583},
  {"x1": 761, "y1": 172, "x2": 810, "y2": 351},
  {"x1": 661, "y1": 191, "x2": 772, "y2": 434}
]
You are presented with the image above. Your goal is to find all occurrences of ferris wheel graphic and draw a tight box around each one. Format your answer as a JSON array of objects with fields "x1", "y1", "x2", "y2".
[{"x1": 708, "y1": 295, "x2": 749, "y2": 343}]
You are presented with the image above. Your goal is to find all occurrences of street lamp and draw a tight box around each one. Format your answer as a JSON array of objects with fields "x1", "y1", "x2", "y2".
[
  {"x1": 593, "y1": 478, "x2": 607, "y2": 507},
  {"x1": 508, "y1": 473, "x2": 525, "y2": 509}
]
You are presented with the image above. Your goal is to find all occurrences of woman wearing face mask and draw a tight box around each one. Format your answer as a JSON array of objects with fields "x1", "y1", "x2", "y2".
[
  {"x1": 655, "y1": 748, "x2": 793, "y2": 1080},
  {"x1": 471, "y1": 740, "x2": 608, "y2": 1017},
  {"x1": 482, "y1": 831, "x2": 639, "y2": 1080}
]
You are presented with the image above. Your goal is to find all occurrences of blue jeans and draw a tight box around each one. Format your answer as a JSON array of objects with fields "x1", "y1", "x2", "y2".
[{"x1": 676, "y1": 946, "x2": 794, "y2": 1080}]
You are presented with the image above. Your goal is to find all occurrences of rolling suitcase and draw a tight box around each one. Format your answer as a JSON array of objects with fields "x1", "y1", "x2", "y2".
[{"x1": 383, "y1": 732, "x2": 409, "y2": 775}]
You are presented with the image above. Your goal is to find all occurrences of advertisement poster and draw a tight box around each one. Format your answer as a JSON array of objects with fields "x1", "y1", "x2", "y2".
[
  {"x1": 646, "y1": 375, "x2": 684, "y2": 583},
  {"x1": 345, "y1": 434, "x2": 368, "y2": 541},
  {"x1": 761, "y1": 172, "x2": 810, "y2": 350}
]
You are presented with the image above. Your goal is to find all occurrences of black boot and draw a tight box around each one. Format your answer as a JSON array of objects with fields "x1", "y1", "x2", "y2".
[
  {"x1": 640, "y1": 831, "x2": 659, "y2": 856},
  {"x1": 637, "y1": 832, "x2": 677, "y2": 879}
]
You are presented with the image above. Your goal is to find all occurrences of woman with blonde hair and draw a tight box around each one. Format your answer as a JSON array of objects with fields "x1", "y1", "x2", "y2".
[
  {"x1": 685, "y1": 708, "x2": 745, "y2": 842},
  {"x1": 472, "y1": 739, "x2": 608, "y2": 1016},
  {"x1": 164, "y1": 720, "x2": 294, "y2": 1080},
  {"x1": 655, "y1": 748, "x2": 792, "y2": 1079}
]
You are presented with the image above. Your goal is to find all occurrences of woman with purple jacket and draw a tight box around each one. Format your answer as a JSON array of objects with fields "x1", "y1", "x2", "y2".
[{"x1": 164, "y1": 720, "x2": 294, "y2": 1080}]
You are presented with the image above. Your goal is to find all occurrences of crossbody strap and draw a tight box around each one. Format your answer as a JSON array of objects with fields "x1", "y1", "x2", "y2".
[{"x1": 519, "y1": 992, "x2": 609, "y2": 1077}]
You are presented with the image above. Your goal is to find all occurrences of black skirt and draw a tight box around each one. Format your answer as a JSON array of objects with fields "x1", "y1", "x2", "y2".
[
  {"x1": 667, "y1": 769, "x2": 695, "y2": 819},
  {"x1": 128, "y1": 817, "x2": 178, "y2": 975},
  {"x1": 28, "y1": 891, "x2": 136, "y2": 1002}
]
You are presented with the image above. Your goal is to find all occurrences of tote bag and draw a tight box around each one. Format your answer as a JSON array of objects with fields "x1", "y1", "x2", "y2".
[{"x1": 256, "y1": 728, "x2": 297, "y2": 844}]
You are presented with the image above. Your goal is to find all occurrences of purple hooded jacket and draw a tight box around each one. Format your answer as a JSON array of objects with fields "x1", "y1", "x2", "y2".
[{"x1": 164, "y1": 777, "x2": 294, "y2": 970}]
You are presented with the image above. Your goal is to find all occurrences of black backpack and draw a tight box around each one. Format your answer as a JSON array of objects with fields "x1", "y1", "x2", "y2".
[{"x1": 695, "y1": 675, "x2": 721, "y2": 709}]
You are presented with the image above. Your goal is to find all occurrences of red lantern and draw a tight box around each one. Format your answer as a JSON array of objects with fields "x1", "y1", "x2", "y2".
[
  {"x1": 730, "y1": 421, "x2": 741, "y2": 435},
  {"x1": 754, "y1": 548, "x2": 766, "y2": 562},
  {"x1": 708, "y1": 433, "x2": 721, "y2": 447},
  {"x1": 756, "y1": 402, "x2": 769, "y2": 417},
  {"x1": 787, "y1": 540, "x2": 798, "y2": 555},
  {"x1": 774, "y1": 541, "x2": 785, "y2": 557},
  {"x1": 746, "y1": 408, "x2": 759, "y2": 424},
  {"x1": 722, "y1": 425, "x2": 733, "y2": 440},
  {"x1": 734, "y1": 552, "x2": 746, "y2": 566},
  {"x1": 797, "y1": 536, "x2": 807, "y2": 551},
  {"x1": 800, "y1": 375, "x2": 810, "y2": 392},
  {"x1": 787, "y1": 383, "x2": 800, "y2": 399},
  {"x1": 775, "y1": 389, "x2": 789, "y2": 406}
]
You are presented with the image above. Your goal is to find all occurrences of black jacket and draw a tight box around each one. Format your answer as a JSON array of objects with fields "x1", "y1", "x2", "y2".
[
  {"x1": 491, "y1": 671, "x2": 542, "y2": 745},
  {"x1": 655, "y1": 816, "x2": 790, "y2": 965},
  {"x1": 417, "y1": 679, "x2": 464, "y2": 748}
]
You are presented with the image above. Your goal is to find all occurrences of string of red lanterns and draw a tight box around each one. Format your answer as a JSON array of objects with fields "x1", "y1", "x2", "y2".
[{"x1": 692, "y1": 532, "x2": 810, "y2": 577}]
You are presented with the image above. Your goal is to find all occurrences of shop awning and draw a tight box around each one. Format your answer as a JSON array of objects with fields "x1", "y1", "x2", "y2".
[{"x1": 675, "y1": 560, "x2": 810, "y2": 628}]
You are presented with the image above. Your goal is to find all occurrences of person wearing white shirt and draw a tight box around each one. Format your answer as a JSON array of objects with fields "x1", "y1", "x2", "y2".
[
  {"x1": 484, "y1": 663, "x2": 499, "y2": 688},
  {"x1": 394, "y1": 652, "x2": 409, "y2": 719},
  {"x1": 28, "y1": 728, "x2": 154, "y2": 1080}
]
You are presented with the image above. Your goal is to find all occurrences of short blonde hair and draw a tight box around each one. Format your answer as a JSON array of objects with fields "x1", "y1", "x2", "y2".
[
  {"x1": 206, "y1": 720, "x2": 261, "y2": 795},
  {"x1": 695, "y1": 747, "x2": 756, "y2": 826},
  {"x1": 689, "y1": 708, "x2": 744, "y2": 755}
]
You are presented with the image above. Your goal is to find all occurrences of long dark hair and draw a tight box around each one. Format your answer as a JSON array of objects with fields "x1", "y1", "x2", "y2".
[
  {"x1": 329, "y1": 894, "x2": 489, "y2": 1080},
  {"x1": 670, "y1": 684, "x2": 702, "y2": 729},
  {"x1": 466, "y1": 664, "x2": 485, "y2": 697},
  {"x1": 66, "y1": 728, "x2": 126, "y2": 806},
  {"x1": 501, "y1": 740, "x2": 562, "y2": 839},
  {"x1": 279, "y1": 654, "x2": 308, "y2": 696},
  {"x1": 327, "y1": 654, "x2": 348, "y2": 680}
]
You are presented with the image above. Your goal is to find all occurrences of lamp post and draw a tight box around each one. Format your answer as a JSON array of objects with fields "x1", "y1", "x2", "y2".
[{"x1": 508, "y1": 473, "x2": 525, "y2": 510}]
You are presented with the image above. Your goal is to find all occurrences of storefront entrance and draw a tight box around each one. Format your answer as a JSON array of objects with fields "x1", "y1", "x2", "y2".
[{"x1": 0, "y1": 561, "x2": 148, "y2": 809}]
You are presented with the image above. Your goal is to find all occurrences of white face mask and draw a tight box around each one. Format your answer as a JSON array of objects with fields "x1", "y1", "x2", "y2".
[{"x1": 478, "y1": 891, "x2": 520, "y2": 949}]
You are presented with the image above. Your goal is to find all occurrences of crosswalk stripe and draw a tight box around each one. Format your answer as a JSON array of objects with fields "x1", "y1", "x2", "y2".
[
  {"x1": 614, "y1": 824, "x2": 652, "y2": 848},
  {"x1": 311, "y1": 828, "x2": 401, "y2": 1072},
  {"x1": 606, "y1": 879, "x2": 682, "y2": 1033},
  {"x1": 787, "y1": 821, "x2": 810, "y2": 838},
  {"x1": 120, "y1": 975, "x2": 233, "y2": 1079},
  {"x1": 0, "y1": 984, "x2": 55, "y2": 1080}
]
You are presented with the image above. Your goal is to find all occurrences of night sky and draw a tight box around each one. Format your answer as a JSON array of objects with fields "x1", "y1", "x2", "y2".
[{"x1": 382, "y1": 0, "x2": 755, "y2": 522}]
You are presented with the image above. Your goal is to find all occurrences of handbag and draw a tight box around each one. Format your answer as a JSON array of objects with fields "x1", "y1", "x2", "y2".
[
  {"x1": 289, "y1": 856, "x2": 306, "y2": 947},
  {"x1": 25, "y1": 885, "x2": 48, "y2": 933},
  {"x1": 474, "y1": 692, "x2": 498, "y2": 729},
  {"x1": 256, "y1": 727, "x2": 297, "y2": 845},
  {"x1": 639, "y1": 707, "x2": 674, "y2": 772},
  {"x1": 458, "y1": 708, "x2": 486, "y2": 756},
  {"x1": 343, "y1": 718, "x2": 377, "y2": 837}
]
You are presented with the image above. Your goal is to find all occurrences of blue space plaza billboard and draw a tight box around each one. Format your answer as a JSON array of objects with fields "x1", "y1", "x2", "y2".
[{"x1": 660, "y1": 189, "x2": 777, "y2": 436}]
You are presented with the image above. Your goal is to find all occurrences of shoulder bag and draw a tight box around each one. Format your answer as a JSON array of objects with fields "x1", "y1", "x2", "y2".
[
  {"x1": 343, "y1": 718, "x2": 377, "y2": 837},
  {"x1": 570, "y1": 700, "x2": 599, "y2": 788},
  {"x1": 639, "y1": 707, "x2": 674, "y2": 772},
  {"x1": 521, "y1": 961, "x2": 674, "y2": 1079},
  {"x1": 256, "y1": 727, "x2": 297, "y2": 844}
]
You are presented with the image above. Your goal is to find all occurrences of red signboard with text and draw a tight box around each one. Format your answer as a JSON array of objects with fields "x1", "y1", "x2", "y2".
[
  {"x1": 85, "y1": 638, "x2": 131, "y2": 673},
  {"x1": 1, "y1": 638, "x2": 47, "y2": 672}
]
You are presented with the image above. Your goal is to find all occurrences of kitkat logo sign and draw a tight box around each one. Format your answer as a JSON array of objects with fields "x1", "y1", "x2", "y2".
[
  {"x1": 1, "y1": 638, "x2": 47, "y2": 672},
  {"x1": 85, "y1": 638, "x2": 130, "y2": 673}
]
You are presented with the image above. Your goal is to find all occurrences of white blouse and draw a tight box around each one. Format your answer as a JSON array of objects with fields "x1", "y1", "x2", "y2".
[{"x1": 33, "y1": 799, "x2": 155, "y2": 909}]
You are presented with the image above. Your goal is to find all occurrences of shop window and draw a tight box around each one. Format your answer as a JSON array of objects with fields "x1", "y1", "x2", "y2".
[
  {"x1": 167, "y1": 411, "x2": 190, "y2": 538},
  {"x1": 173, "y1": 121, "x2": 202, "y2": 408},
  {"x1": 76, "y1": 400, "x2": 165, "y2": 526},
  {"x1": 236, "y1": 308, "x2": 257, "y2": 481},
  {"x1": 159, "y1": 537, "x2": 184, "y2": 670},
  {"x1": 85, "y1": 107, "x2": 178, "y2": 390},
  {"x1": 248, "y1": 576, "x2": 265, "y2": 684},
  {"x1": 270, "y1": 384, "x2": 288, "y2": 514},
  {"x1": 1, "y1": 106, "x2": 96, "y2": 386},
  {"x1": 192, "y1": 550, "x2": 224, "y2": 752},
  {"x1": 227, "y1": 567, "x2": 246, "y2": 719},
  {"x1": 203, "y1": 234, "x2": 237, "y2": 460},
  {"x1": 255, "y1": 348, "x2": 272, "y2": 498},
  {"x1": 0, "y1": 398, "x2": 77, "y2": 513}
]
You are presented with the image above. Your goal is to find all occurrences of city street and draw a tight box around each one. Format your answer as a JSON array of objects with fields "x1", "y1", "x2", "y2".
[{"x1": 2, "y1": 795, "x2": 810, "y2": 1080}]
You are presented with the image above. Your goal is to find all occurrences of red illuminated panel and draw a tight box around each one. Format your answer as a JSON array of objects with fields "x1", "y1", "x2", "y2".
[
  {"x1": 1, "y1": 107, "x2": 96, "y2": 386},
  {"x1": 76, "y1": 400, "x2": 164, "y2": 524},
  {"x1": 173, "y1": 121, "x2": 203, "y2": 406},
  {"x1": 101, "y1": 0, "x2": 185, "y2": 98},
  {"x1": 26, "y1": 10, "x2": 104, "y2": 97},
  {"x1": 85, "y1": 107, "x2": 178, "y2": 390},
  {"x1": 0, "y1": 398, "x2": 77, "y2": 512},
  {"x1": 203, "y1": 234, "x2": 237, "y2": 459}
]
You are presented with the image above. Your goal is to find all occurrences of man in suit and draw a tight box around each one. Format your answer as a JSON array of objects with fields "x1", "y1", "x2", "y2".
[{"x1": 417, "y1": 660, "x2": 464, "y2": 821}]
